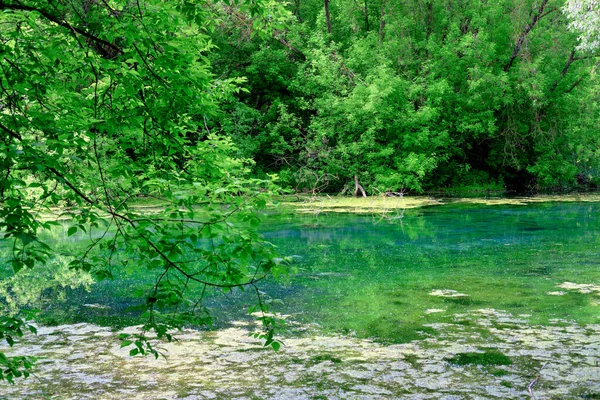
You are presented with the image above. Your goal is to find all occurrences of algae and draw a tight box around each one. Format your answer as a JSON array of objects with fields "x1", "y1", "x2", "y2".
[
  {"x1": 309, "y1": 354, "x2": 343, "y2": 365},
  {"x1": 2, "y1": 307, "x2": 600, "y2": 399},
  {"x1": 282, "y1": 193, "x2": 600, "y2": 214},
  {"x1": 447, "y1": 350, "x2": 512, "y2": 366}
]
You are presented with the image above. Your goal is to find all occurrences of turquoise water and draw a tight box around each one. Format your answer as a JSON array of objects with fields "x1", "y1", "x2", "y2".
[
  {"x1": 4, "y1": 201, "x2": 600, "y2": 342},
  {"x1": 258, "y1": 202, "x2": 600, "y2": 341}
]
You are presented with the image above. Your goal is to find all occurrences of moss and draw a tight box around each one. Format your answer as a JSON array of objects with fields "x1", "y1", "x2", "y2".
[
  {"x1": 447, "y1": 350, "x2": 512, "y2": 367},
  {"x1": 403, "y1": 354, "x2": 421, "y2": 368},
  {"x1": 308, "y1": 354, "x2": 342, "y2": 364},
  {"x1": 500, "y1": 380, "x2": 513, "y2": 388},
  {"x1": 454, "y1": 319, "x2": 473, "y2": 326},
  {"x1": 441, "y1": 296, "x2": 482, "y2": 306},
  {"x1": 572, "y1": 388, "x2": 600, "y2": 399},
  {"x1": 417, "y1": 326, "x2": 439, "y2": 337},
  {"x1": 490, "y1": 322, "x2": 521, "y2": 330},
  {"x1": 491, "y1": 369, "x2": 509, "y2": 377}
]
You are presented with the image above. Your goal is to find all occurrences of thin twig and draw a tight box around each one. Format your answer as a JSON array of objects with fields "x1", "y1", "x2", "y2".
[{"x1": 528, "y1": 361, "x2": 548, "y2": 400}]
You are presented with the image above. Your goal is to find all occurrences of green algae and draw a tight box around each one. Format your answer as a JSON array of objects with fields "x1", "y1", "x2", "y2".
[
  {"x1": 3, "y1": 198, "x2": 600, "y2": 398},
  {"x1": 448, "y1": 350, "x2": 512, "y2": 366},
  {"x1": 262, "y1": 201, "x2": 600, "y2": 342},
  {"x1": 309, "y1": 354, "x2": 343, "y2": 364},
  {"x1": 12, "y1": 200, "x2": 600, "y2": 345},
  {"x1": 491, "y1": 369, "x2": 510, "y2": 377},
  {"x1": 3, "y1": 312, "x2": 600, "y2": 399},
  {"x1": 282, "y1": 193, "x2": 600, "y2": 214},
  {"x1": 281, "y1": 195, "x2": 441, "y2": 214}
]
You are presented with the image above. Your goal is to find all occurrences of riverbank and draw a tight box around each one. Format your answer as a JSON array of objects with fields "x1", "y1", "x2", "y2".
[{"x1": 281, "y1": 193, "x2": 600, "y2": 214}]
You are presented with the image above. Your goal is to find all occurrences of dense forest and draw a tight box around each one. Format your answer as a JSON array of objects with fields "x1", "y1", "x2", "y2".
[
  {"x1": 1, "y1": 0, "x2": 600, "y2": 385},
  {"x1": 205, "y1": 0, "x2": 600, "y2": 194}
]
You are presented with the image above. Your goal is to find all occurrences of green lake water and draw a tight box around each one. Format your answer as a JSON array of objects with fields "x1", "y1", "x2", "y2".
[
  {"x1": 260, "y1": 201, "x2": 600, "y2": 341},
  {"x1": 3, "y1": 200, "x2": 600, "y2": 399},
  {"x1": 24, "y1": 200, "x2": 600, "y2": 343}
]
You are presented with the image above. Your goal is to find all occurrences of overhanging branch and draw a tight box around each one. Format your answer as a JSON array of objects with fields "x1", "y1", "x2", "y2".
[
  {"x1": 0, "y1": 1, "x2": 123, "y2": 59},
  {"x1": 504, "y1": 0, "x2": 551, "y2": 72}
]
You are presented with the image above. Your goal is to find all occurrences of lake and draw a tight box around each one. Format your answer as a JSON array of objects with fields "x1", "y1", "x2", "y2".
[{"x1": 1, "y1": 199, "x2": 600, "y2": 398}]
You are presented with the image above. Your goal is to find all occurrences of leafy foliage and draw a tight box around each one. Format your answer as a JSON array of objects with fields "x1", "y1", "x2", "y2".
[
  {"x1": 564, "y1": 0, "x2": 600, "y2": 51},
  {"x1": 0, "y1": 0, "x2": 292, "y2": 383},
  {"x1": 2, "y1": 0, "x2": 600, "y2": 385},
  {"x1": 212, "y1": 0, "x2": 600, "y2": 193}
]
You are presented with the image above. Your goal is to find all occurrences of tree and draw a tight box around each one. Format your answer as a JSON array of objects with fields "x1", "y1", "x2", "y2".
[
  {"x1": 212, "y1": 0, "x2": 600, "y2": 193},
  {"x1": 0, "y1": 0, "x2": 292, "y2": 383},
  {"x1": 564, "y1": 0, "x2": 600, "y2": 51}
]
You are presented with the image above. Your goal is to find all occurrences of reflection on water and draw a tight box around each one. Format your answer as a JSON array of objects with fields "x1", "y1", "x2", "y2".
[
  {"x1": 2, "y1": 200, "x2": 600, "y2": 398},
  {"x1": 257, "y1": 202, "x2": 600, "y2": 341},
  {"x1": 2, "y1": 201, "x2": 600, "y2": 342}
]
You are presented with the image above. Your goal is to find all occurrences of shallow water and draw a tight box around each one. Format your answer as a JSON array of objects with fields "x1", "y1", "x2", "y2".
[
  {"x1": 1, "y1": 311, "x2": 600, "y2": 399},
  {"x1": 2, "y1": 200, "x2": 600, "y2": 398},
  {"x1": 258, "y1": 201, "x2": 600, "y2": 341}
]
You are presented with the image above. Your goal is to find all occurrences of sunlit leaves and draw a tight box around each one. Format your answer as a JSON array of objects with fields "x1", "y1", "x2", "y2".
[
  {"x1": 0, "y1": 0, "x2": 291, "y2": 383},
  {"x1": 0, "y1": 315, "x2": 37, "y2": 384},
  {"x1": 213, "y1": 0, "x2": 600, "y2": 191},
  {"x1": 564, "y1": 0, "x2": 600, "y2": 51}
]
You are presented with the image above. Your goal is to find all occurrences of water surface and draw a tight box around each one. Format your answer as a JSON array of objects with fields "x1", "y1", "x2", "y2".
[
  {"x1": 3, "y1": 200, "x2": 600, "y2": 398},
  {"x1": 258, "y1": 201, "x2": 600, "y2": 341},
  {"x1": 22, "y1": 201, "x2": 600, "y2": 342}
]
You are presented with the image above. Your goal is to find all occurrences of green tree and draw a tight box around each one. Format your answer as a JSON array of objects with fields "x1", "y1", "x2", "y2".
[
  {"x1": 0, "y1": 0, "x2": 291, "y2": 383},
  {"x1": 564, "y1": 0, "x2": 600, "y2": 52},
  {"x1": 212, "y1": 0, "x2": 600, "y2": 193}
]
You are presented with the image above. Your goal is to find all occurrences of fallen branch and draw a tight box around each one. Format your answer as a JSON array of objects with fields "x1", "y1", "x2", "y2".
[{"x1": 528, "y1": 361, "x2": 549, "y2": 400}]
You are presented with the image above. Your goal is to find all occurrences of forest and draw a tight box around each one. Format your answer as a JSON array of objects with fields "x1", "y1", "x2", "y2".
[
  {"x1": 207, "y1": 0, "x2": 600, "y2": 194},
  {"x1": 1, "y1": 0, "x2": 600, "y2": 396}
]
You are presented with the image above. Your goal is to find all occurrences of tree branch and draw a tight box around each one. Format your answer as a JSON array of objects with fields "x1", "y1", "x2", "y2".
[
  {"x1": 565, "y1": 75, "x2": 585, "y2": 93},
  {"x1": 504, "y1": 0, "x2": 550, "y2": 72},
  {"x1": 46, "y1": 166, "x2": 97, "y2": 206},
  {"x1": 273, "y1": 33, "x2": 307, "y2": 61},
  {"x1": 0, "y1": 122, "x2": 22, "y2": 141},
  {"x1": 549, "y1": 50, "x2": 599, "y2": 93},
  {"x1": 549, "y1": 49, "x2": 576, "y2": 93},
  {"x1": 0, "y1": 1, "x2": 123, "y2": 59}
]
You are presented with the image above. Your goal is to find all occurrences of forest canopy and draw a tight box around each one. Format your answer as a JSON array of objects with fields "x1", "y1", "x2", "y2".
[{"x1": 208, "y1": 0, "x2": 600, "y2": 193}]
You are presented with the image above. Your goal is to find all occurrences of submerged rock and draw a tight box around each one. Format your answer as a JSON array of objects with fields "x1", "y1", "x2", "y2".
[{"x1": 429, "y1": 290, "x2": 469, "y2": 298}]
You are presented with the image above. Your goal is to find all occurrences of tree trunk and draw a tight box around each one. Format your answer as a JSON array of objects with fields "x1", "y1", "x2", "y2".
[
  {"x1": 379, "y1": 0, "x2": 387, "y2": 40},
  {"x1": 324, "y1": 0, "x2": 332, "y2": 34},
  {"x1": 354, "y1": 175, "x2": 367, "y2": 197}
]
